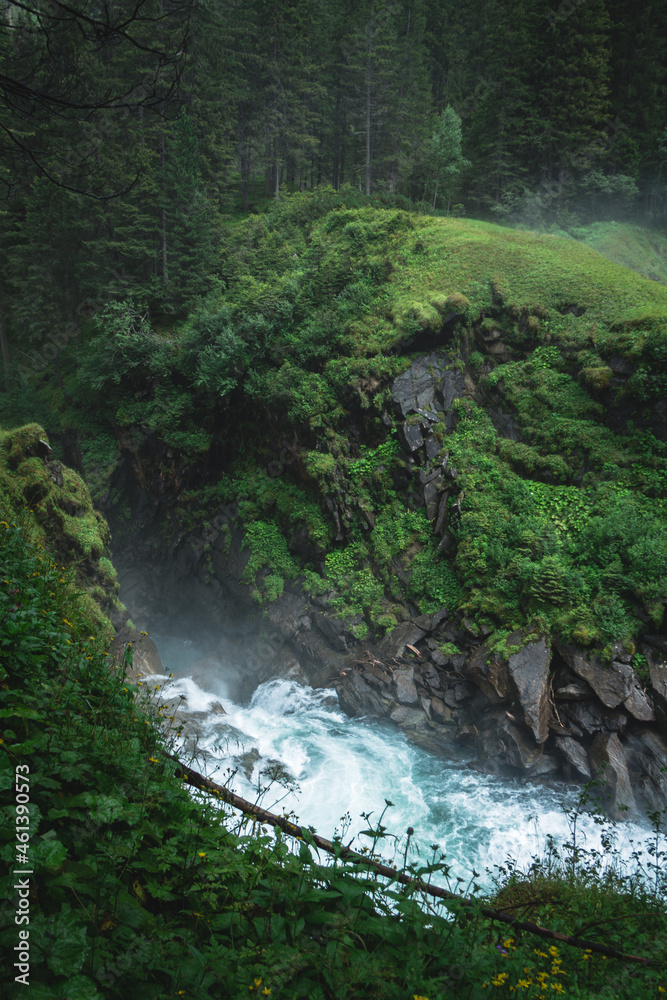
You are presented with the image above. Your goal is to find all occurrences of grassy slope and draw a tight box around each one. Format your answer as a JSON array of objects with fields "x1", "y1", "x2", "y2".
[{"x1": 569, "y1": 222, "x2": 667, "y2": 286}]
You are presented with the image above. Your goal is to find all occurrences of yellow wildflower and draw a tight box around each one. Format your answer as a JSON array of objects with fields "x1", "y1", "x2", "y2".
[
  {"x1": 197, "y1": 852, "x2": 206, "y2": 858},
  {"x1": 491, "y1": 973, "x2": 509, "y2": 987}
]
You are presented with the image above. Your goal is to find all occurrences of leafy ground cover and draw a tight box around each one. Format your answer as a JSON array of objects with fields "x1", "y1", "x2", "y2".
[{"x1": 1, "y1": 504, "x2": 667, "y2": 998}]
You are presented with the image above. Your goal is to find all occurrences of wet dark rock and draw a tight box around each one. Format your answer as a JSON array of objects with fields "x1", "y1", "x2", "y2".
[
  {"x1": 610, "y1": 641, "x2": 634, "y2": 664},
  {"x1": 561, "y1": 700, "x2": 627, "y2": 737},
  {"x1": 590, "y1": 732, "x2": 636, "y2": 819},
  {"x1": 555, "y1": 736, "x2": 591, "y2": 779},
  {"x1": 486, "y1": 405, "x2": 521, "y2": 442},
  {"x1": 311, "y1": 611, "x2": 350, "y2": 654},
  {"x1": 479, "y1": 718, "x2": 545, "y2": 772},
  {"x1": 466, "y1": 644, "x2": 510, "y2": 702},
  {"x1": 558, "y1": 644, "x2": 634, "y2": 708},
  {"x1": 434, "y1": 494, "x2": 449, "y2": 536},
  {"x1": 554, "y1": 681, "x2": 592, "y2": 701},
  {"x1": 390, "y1": 705, "x2": 424, "y2": 726},
  {"x1": 422, "y1": 664, "x2": 442, "y2": 689},
  {"x1": 391, "y1": 352, "x2": 466, "y2": 423},
  {"x1": 418, "y1": 466, "x2": 442, "y2": 485},
  {"x1": 423, "y1": 479, "x2": 440, "y2": 520},
  {"x1": 507, "y1": 636, "x2": 551, "y2": 744},
  {"x1": 624, "y1": 730, "x2": 667, "y2": 810},
  {"x1": 443, "y1": 680, "x2": 476, "y2": 708},
  {"x1": 376, "y1": 621, "x2": 426, "y2": 661},
  {"x1": 425, "y1": 435, "x2": 441, "y2": 461},
  {"x1": 648, "y1": 652, "x2": 667, "y2": 730},
  {"x1": 393, "y1": 666, "x2": 419, "y2": 704},
  {"x1": 429, "y1": 648, "x2": 448, "y2": 669},
  {"x1": 398, "y1": 422, "x2": 424, "y2": 453},
  {"x1": 623, "y1": 683, "x2": 655, "y2": 723},
  {"x1": 430, "y1": 696, "x2": 452, "y2": 721},
  {"x1": 336, "y1": 670, "x2": 392, "y2": 717}
]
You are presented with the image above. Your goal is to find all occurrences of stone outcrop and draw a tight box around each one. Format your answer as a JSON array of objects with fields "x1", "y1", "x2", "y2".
[
  {"x1": 507, "y1": 636, "x2": 551, "y2": 743},
  {"x1": 590, "y1": 732, "x2": 636, "y2": 819}
]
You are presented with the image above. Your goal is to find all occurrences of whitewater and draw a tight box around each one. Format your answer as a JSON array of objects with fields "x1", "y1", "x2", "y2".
[{"x1": 147, "y1": 630, "x2": 661, "y2": 894}]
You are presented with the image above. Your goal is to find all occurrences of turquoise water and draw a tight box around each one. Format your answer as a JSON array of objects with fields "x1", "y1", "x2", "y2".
[{"x1": 148, "y1": 633, "x2": 657, "y2": 892}]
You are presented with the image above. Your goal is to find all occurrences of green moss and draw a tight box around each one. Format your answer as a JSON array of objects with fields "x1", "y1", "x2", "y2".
[
  {"x1": 241, "y1": 520, "x2": 299, "y2": 602},
  {"x1": 0, "y1": 423, "x2": 115, "y2": 644}
]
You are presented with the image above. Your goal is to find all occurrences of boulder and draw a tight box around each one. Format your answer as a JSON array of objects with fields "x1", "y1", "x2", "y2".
[
  {"x1": 376, "y1": 619, "x2": 428, "y2": 660},
  {"x1": 391, "y1": 352, "x2": 465, "y2": 421},
  {"x1": 393, "y1": 667, "x2": 419, "y2": 705},
  {"x1": 390, "y1": 705, "x2": 425, "y2": 726},
  {"x1": 507, "y1": 636, "x2": 551, "y2": 744},
  {"x1": 555, "y1": 736, "x2": 591, "y2": 779},
  {"x1": 336, "y1": 670, "x2": 392, "y2": 718},
  {"x1": 430, "y1": 696, "x2": 452, "y2": 721},
  {"x1": 623, "y1": 683, "x2": 655, "y2": 722},
  {"x1": 589, "y1": 733, "x2": 636, "y2": 819},
  {"x1": 648, "y1": 653, "x2": 667, "y2": 730},
  {"x1": 554, "y1": 681, "x2": 592, "y2": 701},
  {"x1": 558, "y1": 645, "x2": 634, "y2": 708},
  {"x1": 398, "y1": 422, "x2": 424, "y2": 453},
  {"x1": 623, "y1": 730, "x2": 667, "y2": 810},
  {"x1": 466, "y1": 644, "x2": 510, "y2": 702}
]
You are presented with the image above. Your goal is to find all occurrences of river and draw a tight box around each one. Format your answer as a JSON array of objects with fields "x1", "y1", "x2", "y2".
[{"x1": 143, "y1": 629, "x2": 661, "y2": 895}]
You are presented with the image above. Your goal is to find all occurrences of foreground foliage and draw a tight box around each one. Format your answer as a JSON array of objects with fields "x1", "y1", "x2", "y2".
[{"x1": 1, "y1": 518, "x2": 666, "y2": 998}]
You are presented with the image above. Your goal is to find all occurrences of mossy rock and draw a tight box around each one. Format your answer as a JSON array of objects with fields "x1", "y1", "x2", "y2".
[
  {"x1": 2, "y1": 422, "x2": 51, "y2": 469},
  {"x1": 444, "y1": 292, "x2": 471, "y2": 314},
  {"x1": 582, "y1": 366, "x2": 613, "y2": 391},
  {"x1": 395, "y1": 300, "x2": 441, "y2": 335},
  {"x1": 0, "y1": 423, "x2": 117, "y2": 643}
]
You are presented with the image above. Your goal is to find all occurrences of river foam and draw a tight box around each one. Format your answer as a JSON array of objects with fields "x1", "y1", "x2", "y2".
[{"x1": 148, "y1": 633, "x2": 661, "y2": 893}]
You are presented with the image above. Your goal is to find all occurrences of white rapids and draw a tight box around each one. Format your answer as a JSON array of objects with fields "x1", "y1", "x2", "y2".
[{"x1": 146, "y1": 632, "x2": 661, "y2": 893}]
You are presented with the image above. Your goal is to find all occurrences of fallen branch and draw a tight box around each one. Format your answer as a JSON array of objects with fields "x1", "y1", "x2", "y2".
[{"x1": 163, "y1": 750, "x2": 650, "y2": 966}]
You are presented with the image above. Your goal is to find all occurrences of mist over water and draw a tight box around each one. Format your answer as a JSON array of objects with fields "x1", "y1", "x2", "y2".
[{"x1": 149, "y1": 630, "x2": 658, "y2": 893}]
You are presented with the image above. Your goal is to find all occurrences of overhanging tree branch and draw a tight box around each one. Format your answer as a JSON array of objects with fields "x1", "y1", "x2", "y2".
[
  {"x1": 0, "y1": 0, "x2": 193, "y2": 196},
  {"x1": 166, "y1": 751, "x2": 651, "y2": 966}
]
